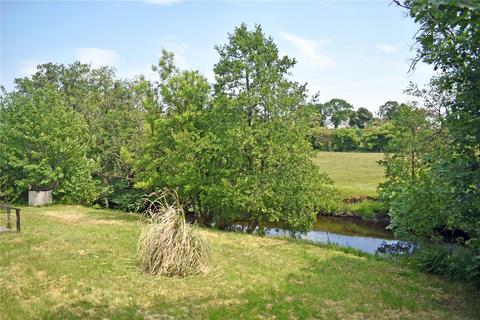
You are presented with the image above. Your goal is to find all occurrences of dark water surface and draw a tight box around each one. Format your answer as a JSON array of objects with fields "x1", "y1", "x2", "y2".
[{"x1": 230, "y1": 216, "x2": 399, "y2": 254}]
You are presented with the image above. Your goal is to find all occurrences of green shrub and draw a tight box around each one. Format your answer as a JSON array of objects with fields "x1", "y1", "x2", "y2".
[
  {"x1": 308, "y1": 127, "x2": 332, "y2": 150},
  {"x1": 331, "y1": 128, "x2": 360, "y2": 151},
  {"x1": 98, "y1": 179, "x2": 145, "y2": 212},
  {"x1": 360, "y1": 123, "x2": 395, "y2": 152},
  {"x1": 412, "y1": 245, "x2": 480, "y2": 288},
  {"x1": 316, "y1": 193, "x2": 343, "y2": 215}
]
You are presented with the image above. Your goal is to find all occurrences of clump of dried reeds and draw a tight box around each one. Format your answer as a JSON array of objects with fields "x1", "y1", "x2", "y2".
[{"x1": 138, "y1": 189, "x2": 209, "y2": 277}]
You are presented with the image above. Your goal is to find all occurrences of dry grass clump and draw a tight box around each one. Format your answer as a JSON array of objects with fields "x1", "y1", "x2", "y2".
[{"x1": 138, "y1": 190, "x2": 209, "y2": 277}]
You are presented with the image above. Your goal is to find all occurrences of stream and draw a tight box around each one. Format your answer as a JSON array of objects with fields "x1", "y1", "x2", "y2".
[{"x1": 228, "y1": 216, "x2": 399, "y2": 254}]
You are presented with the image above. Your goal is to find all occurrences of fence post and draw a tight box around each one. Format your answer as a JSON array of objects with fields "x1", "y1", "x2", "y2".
[
  {"x1": 15, "y1": 208, "x2": 21, "y2": 232},
  {"x1": 6, "y1": 207, "x2": 12, "y2": 229}
]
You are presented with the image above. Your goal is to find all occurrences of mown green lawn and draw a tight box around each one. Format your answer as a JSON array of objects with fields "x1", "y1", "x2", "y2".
[
  {"x1": 313, "y1": 151, "x2": 385, "y2": 197},
  {"x1": 1, "y1": 206, "x2": 479, "y2": 319}
]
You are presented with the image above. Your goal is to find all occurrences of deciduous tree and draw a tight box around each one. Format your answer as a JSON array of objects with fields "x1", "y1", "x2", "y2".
[
  {"x1": 210, "y1": 24, "x2": 332, "y2": 232},
  {"x1": 0, "y1": 86, "x2": 97, "y2": 203},
  {"x1": 323, "y1": 98, "x2": 353, "y2": 128}
]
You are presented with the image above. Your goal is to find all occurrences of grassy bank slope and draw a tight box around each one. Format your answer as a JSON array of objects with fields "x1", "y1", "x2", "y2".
[
  {"x1": 1, "y1": 206, "x2": 478, "y2": 319},
  {"x1": 313, "y1": 151, "x2": 384, "y2": 197}
]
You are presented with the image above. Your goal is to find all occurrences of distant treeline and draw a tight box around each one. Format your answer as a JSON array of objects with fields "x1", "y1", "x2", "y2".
[
  {"x1": 308, "y1": 124, "x2": 393, "y2": 152},
  {"x1": 303, "y1": 99, "x2": 409, "y2": 152}
]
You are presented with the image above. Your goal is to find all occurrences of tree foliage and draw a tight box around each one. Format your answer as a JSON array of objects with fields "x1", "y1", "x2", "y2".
[
  {"x1": 331, "y1": 128, "x2": 360, "y2": 151},
  {"x1": 385, "y1": 0, "x2": 480, "y2": 252},
  {"x1": 134, "y1": 25, "x2": 333, "y2": 232},
  {"x1": 209, "y1": 24, "x2": 333, "y2": 231},
  {"x1": 322, "y1": 98, "x2": 353, "y2": 128},
  {"x1": 0, "y1": 86, "x2": 97, "y2": 203},
  {"x1": 12, "y1": 62, "x2": 147, "y2": 209},
  {"x1": 349, "y1": 107, "x2": 373, "y2": 128},
  {"x1": 360, "y1": 122, "x2": 395, "y2": 152},
  {"x1": 378, "y1": 101, "x2": 402, "y2": 120},
  {"x1": 134, "y1": 50, "x2": 214, "y2": 216}
]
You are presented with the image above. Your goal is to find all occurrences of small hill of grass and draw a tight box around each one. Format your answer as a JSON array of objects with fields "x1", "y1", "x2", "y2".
[
  {"x1": 1, "y1": 206, "x2": 478, "y2": 319},
  {"x1": 313, "y1": 151, "x2": 385, "y2": 198},
  {"x1": 312, "y1": 152, "x2": 387, "y2": 218}
]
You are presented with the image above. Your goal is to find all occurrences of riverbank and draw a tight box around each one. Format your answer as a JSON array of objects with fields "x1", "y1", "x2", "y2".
[
  {"x1": 319, "y1": 197, "x2": 388, "y2": 221},
  {"x1": 1, "y1": 205, "x2": 478, "y2": 319}
]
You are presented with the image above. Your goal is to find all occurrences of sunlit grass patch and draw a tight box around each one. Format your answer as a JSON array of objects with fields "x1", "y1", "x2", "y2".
[
  {"x1": 313, "y1": 151, "x2": 384, "y2": 197},
  {"x1": 312, "y1": 151, "x2": 388, "y2": 218}
]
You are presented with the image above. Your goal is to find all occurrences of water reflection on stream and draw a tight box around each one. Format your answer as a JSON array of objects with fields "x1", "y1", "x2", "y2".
[{"x1": 231, "y1": 216, "x2": 399, "y2": 254}]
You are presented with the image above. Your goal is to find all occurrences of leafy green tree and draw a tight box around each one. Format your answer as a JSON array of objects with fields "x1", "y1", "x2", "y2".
[
  {"x1": 349, "y1": 107, "x2": 373, "y2": 128},
  {"x1": 392, "y1": 0, "x2": 480, "y2": 250},
  {"x1": 308, "y1": 127, "x2": 332, "y2": 151},
  {"x1": 360, "y1": 122, "x2": 395, "y2": 152},
  {"x1": 299, "y1": 100, "x2": 327, "y2": 128},
  {"x1": 331, "y1": 128, "x2": 360, "y2": 151},
  {"x1": 134, "y1": 50, "x2": 214, "y2": 217},
  {"x1": 404, "y1": 76, "x2": 454, "y2": 123},
  {"x1": 323, "y1": 99, "x2": 353, "y2": 128},
  {"x1": 378, "y1": 101, "x2": 401, "y2": 120},
  {"x1": 14, "y1": 62, "x2": 146, "y2": 209},
  {"x1": 0, "y1": 86, "x2": 97, "y2": 203},
  {"x1": 379, "y1": 105, "x2": 447, "y2": 241},
  {"x1": 210, "y1": 24, "x2": 332, "y2": 232},
  {"x1": 380, "y1": 105, "x2": 433, "y2": 184}
]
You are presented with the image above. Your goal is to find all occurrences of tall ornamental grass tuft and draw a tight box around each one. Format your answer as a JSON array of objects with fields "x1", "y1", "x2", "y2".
[{"x1": 138, "y1": 190, "x2": 209, "y2": 277}]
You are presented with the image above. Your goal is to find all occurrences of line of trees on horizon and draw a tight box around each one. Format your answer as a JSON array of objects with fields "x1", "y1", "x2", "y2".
[{"x1": 305, "y1": 98, "x2": 421, "y2": 152}]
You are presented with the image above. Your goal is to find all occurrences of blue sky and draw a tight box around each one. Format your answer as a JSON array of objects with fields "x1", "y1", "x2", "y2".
[{"x1": 1, "y1": 0, "x2": 435, "y2": 112}]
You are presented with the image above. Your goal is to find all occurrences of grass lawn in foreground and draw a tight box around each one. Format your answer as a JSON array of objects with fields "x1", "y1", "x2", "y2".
[
  {"x1": 313, "y1": 151, "x2": 385, "y2": 198},
  {"x1": 1, "y1": 205, "x2": 478, "y2": 319}
]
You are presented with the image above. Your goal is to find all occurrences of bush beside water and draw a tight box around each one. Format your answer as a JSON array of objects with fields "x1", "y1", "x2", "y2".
[
  {"x1": 379, "y1": 242, "x2": 480, "y2": 289},
  {"x1": 411, "y1": 245, "x2": 480, "y2": 289}
]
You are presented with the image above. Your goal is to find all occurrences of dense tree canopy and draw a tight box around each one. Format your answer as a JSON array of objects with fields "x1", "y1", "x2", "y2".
[
  {"x1": 134, "y1": 50, "x2": 214, "y2": 215},
  {"x1": 209, "y1": 24, "x2": 332, "y2": 231},
  {"x1": 322, "y1": 98, "x2": 353, "y2": 128},
  {"x1": 10, "y1": 62, "x2": 147, "y2": 209},
  {"x1": 384, "y1": 0, "x2": 480, "y2": 251},
  {"x1": 132, "y1": 24, "x2": 333, "y2": 231},
  {"x1": 378, "y1": 101, "x2": 402, "y2": 120},
  {"x1": 0, "y1": 86, "x2": 97, "y2": 203},
  {"x1": 349, "y1": 107, "x2": 373, "y2": 128}
]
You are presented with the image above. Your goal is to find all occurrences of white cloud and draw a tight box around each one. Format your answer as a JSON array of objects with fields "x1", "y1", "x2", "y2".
[
  {"x1": 376, "y1": 43, "x2": 399, "y2": 53},
  {"x1": 117, "y1": 61, "x2": 158, "y2": 81},
  {"x1": 145, "y1": 0, "x2": 183, "y2": 5},
  {"x1": 18, "y1": 60, "x2": 42, "y2": 77},
  {"x1": 279, "y1": 31, "x2": 334, "y2": 68},
  {"x1": 76, "y1": 48, "x2": 118, "y2": 68}
]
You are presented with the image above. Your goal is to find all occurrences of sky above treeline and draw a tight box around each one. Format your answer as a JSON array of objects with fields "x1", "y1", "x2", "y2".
[{"x1": 1, "y1": 0, "x2": 435, "y2": 113}]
